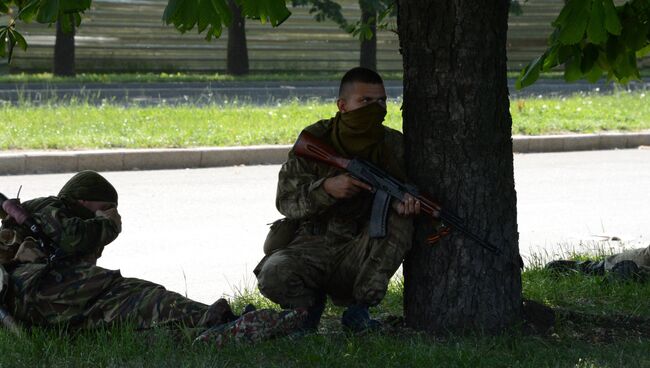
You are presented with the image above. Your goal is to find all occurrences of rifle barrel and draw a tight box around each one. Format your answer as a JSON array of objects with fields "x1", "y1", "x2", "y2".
[{"x1": 439, "y1": 210, "x2": 501, "y2": 254}]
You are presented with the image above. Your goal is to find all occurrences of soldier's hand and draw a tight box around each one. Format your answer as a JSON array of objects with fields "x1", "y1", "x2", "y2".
[
  {"x1": 393, "y1": 193, "x2": 421, "y2": 217},
  {"x1": 323, "y1": 174, "x2": 372, "y2": 199},
  {"x1": 96, "y1": 207, "x2": 122, "y2": 233}
]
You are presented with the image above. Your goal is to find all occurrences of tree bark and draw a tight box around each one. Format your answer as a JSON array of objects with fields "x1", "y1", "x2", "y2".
[
  {"x1": 53, "y1": 17, "x2": 75, "y2": 77},
  {"x1": 398, "y1": 0, "x2": 522, "y2": 333},
  {"x1": 227, "y1": 0, "x2": 249, "y2": 75},
  {"x1": 359, "y1": 0, "x2": 377, "y2": 70}
]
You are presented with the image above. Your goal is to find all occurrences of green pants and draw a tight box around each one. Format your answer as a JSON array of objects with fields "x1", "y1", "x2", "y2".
[
  {"x1": 8, "y1": 262, "x2": 229, "y2": 329},
  {"x1": 255, "y1": 213, "x2": 413, "y2": 308}
]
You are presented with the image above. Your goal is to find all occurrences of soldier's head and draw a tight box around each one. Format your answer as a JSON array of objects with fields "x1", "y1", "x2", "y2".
[
  {"x1": 59, "y1": 170, "x2": 118, "y2": 212},
  {"x1": 337, "y1": 67, "x2": 387, "y2": 113}
]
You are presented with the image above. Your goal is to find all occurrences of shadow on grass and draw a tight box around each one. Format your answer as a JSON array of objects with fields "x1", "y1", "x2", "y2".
[{"x1": 1, "y1": 251, "x2": 649, "y2": 367}]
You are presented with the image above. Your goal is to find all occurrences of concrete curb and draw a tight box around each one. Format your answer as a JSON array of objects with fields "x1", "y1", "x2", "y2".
[
  {"x1": 512, "y1": 132, "x2": 650, "y2": 153},
  {"x1": 1, "y1": 132, "x2": 649, "y2": 175}
]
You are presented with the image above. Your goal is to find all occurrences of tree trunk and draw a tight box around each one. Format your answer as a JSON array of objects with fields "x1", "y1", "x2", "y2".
[
  {"x1": 359, "y1": 0, "x2": 377, "y2": 70},
  {"x1": 398, "y1": 0, "x2": 522, "y2": 333},
  {"x1": 227, "y1": 0, "x2": 249, "y2": 75},
  {"x1": 53, "y1": 17, "x2": 75, "y2": 77}
]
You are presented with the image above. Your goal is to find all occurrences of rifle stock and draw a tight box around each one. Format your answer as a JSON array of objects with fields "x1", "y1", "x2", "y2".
[
  {"x1": 293, "y1": 131, "x2": 351, "y2": 171},
  {"x1": 0, "y1": 192, "x2": 62, "y2": 261}
]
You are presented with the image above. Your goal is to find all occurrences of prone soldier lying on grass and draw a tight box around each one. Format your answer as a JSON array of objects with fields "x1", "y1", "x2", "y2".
[
  {"x1": 0, "y1": 170, "x2": 239, "y2": 331},
  {"x1": 546, "y1": 247, "x2": 650, "y2": 281}
]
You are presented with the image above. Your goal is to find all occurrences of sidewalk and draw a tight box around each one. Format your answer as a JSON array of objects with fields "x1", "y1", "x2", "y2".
[{"x1": 1, "y1": 132, "x2": 649, "y2": 175}]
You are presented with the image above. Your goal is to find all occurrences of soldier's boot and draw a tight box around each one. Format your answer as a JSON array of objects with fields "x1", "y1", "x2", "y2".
[
  {"x1": 242, "y1": 303, "x2": 257, "y2": 314},
  {"x1": 545, "y1": 260, "x2": 580, "y2": 273},
  {"x1": 545, "y1": 260, "x2": 605, "y2": 275},
  {"x1": 577, "y1": 260, "x2": 605, "y2": 275},
  {"x1": 341, "y1": 304, "x2": 381, "y2": 333},
  {"x1": 206, "y1": 298, "x2": 238, "y2": 325},
  {"x1": 607, "y1": 260, "x2": 641, "y2": 281},
  {"x1": 302, "y1": 291, "x2": 326, "y2": 332}
]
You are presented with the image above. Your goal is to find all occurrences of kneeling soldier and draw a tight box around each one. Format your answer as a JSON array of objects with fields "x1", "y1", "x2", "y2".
[{"x1": 255, "y1": 67, "x2": 419, "y2": 333}]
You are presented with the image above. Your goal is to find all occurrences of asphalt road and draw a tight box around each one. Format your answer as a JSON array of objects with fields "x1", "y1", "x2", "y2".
[
  {"x1": 1, "y1": 79, "x2": 649, "y2": 106},
  {"x1": 1, "y1": 149, "x2": 648, "y2": 304}
]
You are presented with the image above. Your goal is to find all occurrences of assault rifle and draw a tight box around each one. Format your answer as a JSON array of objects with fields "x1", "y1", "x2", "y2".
[
  {"x1": 0, "y1": 192, "x2": 32, "y2": 336},
  {"x1": 0, "y1": 193, "x2": 63, "y2": 263},
  {"x1": 293, "y1": 131, "x2": 501, "y2": 255}
]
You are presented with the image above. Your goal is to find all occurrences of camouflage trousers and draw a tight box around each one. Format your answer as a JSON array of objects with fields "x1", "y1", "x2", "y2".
[
  {"x1": 605, "y1": 246, "x2": 650, "y2": 273},
  {"x1": 7, "y1": 262, "x2": 229, "y2": 330},
  {"x1": 255, "y1": 213, "x2": 413, "y2": 308}
]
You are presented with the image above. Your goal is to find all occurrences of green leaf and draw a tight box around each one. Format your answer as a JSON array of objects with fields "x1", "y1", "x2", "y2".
[
  {"x1": 557, "y1": 45, "x2": 576, "y2": 64},
  {"x1": 585, "y1": 63, "x2": 603, "y2": 82},
  {"x1": 12, "y1": 29, "x2": 27, "y2": 51},
  {"x1": 163, "y1": 0, "x2": 184, "y2": 24},
  {"x1": 620, "y1": 5, "x2": 649, "y2": 51},
  {"x1": 551, "y1": 0, "x2": 575, "y2": 28},
  {"x1": 60, "y1": 12, "x2": 74, "y2": 34},
  {"x1": 211, "y1": 0, "x2": 231, "y2": 26},
  {"x1": 516, "y1": 53, "x2": 544, "y2": 90},
  {"x1": 587, "y1": 0, "x2": 607, "y2": 44},
  {"x1": 558, "y1": 2, "x2": 590, "y2": 45},
  {"x1": 0, "y1": 28, "x2": 7, "y2": 58},
  {"x1": 6, "y1": 28, "x2": 15, "y2": 62},
  {"x1": 197, "y1": 0, "x2": 214, "y2": 33},
  {"x1": 602, "y1": 0, "x2": 622, "y2": 35},
  {"x1": 60, "y1": 0, "x2": 91, "y2": 13},
  {"x1": 184, "y1": 2, "x2": 199, "y2": 30},
  {"x1": 596, "y1": 47, "x2": 611, "y2": 70},
  {"x1": 205, "y1": 24, "x2": 222, "y2": 41},
  {"x1": 542, "y1": 44, "x2": 560, "y2": 71},
  {"x1": 37, "y1": 0, "x2": 60, "y2": 24},
  {"x1": 0, "y1": 1, "x2": 9, "y2": 13},
  {"x1": 73, "y1": 12, "x2": 81, "y2": 27},
  {"x1": 581, "y1": 44, "x2": 599, "y2": 73},
  {"x1": 18, "y1": 0, "x2": 41, "y2": 22},
  {"x1": 605, "y1": 35, "x2": 624, "y2": 65},
  {"x1": 613, "y1": 50, "x2": 639, "y2": 80},
  {"x1": 636, "y1": 43, "x2": 650, "y2": 57},
  {"x1": 564, "y1": 53, "x2": 583, "y2": 82},
  {"x1": 239, "y1": 0, "x2": 291, "y2": 27}
]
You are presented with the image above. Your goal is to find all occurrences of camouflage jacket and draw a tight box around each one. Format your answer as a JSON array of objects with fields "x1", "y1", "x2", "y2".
[
  {"x1": 276, "y1": 118, "x2": 406, "y2": 241},
  {"x1": 0, "y1": 196, "x2": 120, "y2": 264}
]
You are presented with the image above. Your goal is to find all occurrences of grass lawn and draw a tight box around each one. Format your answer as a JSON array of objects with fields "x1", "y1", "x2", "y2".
[
  {"x1": 1, "y1": 256, "x2": 649, "y2": 367},
  {"x1": 1, "y1": 70, "x2": 649, "y2": 84},
  {"x1": 1, "y1": 91, "x2": 649, "y2": 150},
  {"x1": 0, "y1": 71, "x2": 405, "y2": 84}
]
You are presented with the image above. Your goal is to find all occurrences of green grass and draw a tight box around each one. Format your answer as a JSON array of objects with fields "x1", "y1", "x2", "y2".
[
  {"x1": 1, "y1": 70, "x2": 649, "y2": 84},
  {"x1": 1, "y1": 257, "x2": 649, "y2": 367},
  {"x1": 0, "y1": 71, "x2": 405, "y2": 84},
  {"x1": 1, "y1": 91, "x2": 649, "y2": 150},
  {"x1": 0, "y1": 101, "x2": 403, "y2": 149},
  {"x1": 510, "y1": 91, "x2": 650, "y2": 135}
]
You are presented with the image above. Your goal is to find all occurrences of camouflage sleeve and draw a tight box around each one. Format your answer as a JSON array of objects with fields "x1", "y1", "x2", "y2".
[
  {"x1": 275, "y1": 151, "x2": 338, "y2": 219},
  {"x1": 34, "y1": 207, "x2": 120, "y2": 256}
]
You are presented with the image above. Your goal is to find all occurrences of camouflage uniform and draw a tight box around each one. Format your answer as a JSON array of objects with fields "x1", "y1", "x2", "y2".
[
  {"x1": 603, "y1": 246, "x2": 650, "y2": 274},
  {"x1": 1, "y1": 196, "x2": 231, "y2": 330},
  {"x1": 254, "y1": 118, "x2": 413, "y2": 309},
  {"x1": 546, "y1": 245, "x2": 650, "y2": 280}
]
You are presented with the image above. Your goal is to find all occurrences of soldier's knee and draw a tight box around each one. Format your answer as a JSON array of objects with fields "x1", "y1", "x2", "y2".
[
  {"x1": 354, "y1": 284, "x2": 387, "y2": 307},
  {"x1": 385, "y1": 214, "x2": 413, "y2": 248},
  {"x1": 256, "y1": 254, "x2": 298, "y2": 300}
]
